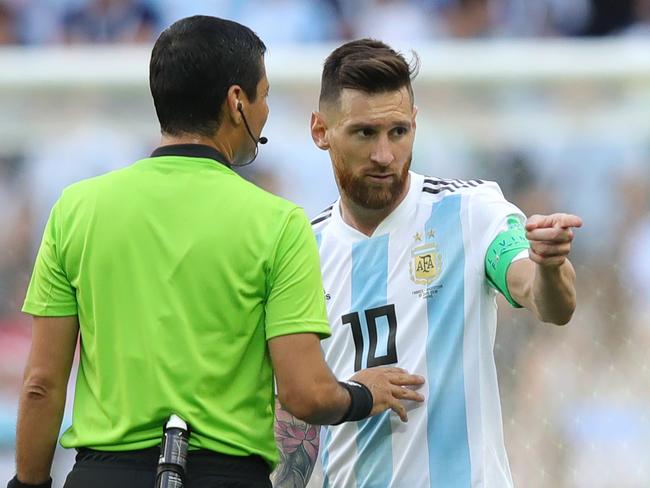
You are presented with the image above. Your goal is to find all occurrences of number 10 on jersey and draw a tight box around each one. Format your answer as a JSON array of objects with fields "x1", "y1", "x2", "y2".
[{"x1": 341, "y1": 304, "x2": 398, "y2": 372}]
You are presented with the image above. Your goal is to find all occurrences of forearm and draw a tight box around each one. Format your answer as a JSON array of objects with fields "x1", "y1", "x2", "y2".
[
  {"x1": 270, "y1": 333, "x2": 423, "y2": 427},
  {"x1": 272, "y1": 398, "x2": 320, "y2": 488},
  {"x1": 283, "y1": 380, "x2": 351, "y2": 425},
  {"x1": 15, "y1": 386, "x2": 67, "y2": 484},
  {"x1": 531, "y1": 260, "x2": 577, "y2": 325}
]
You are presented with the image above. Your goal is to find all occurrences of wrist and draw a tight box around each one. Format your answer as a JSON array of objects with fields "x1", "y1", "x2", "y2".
[
  {"x1": 333, "y1": 381, "x2": 373, "y2": 425},
  {"x1": 7, "y1": 475, "x2": 52, "y2": 488},
  {"x1": 535, "y1": 259, "x2": 571, "y2": 282}
]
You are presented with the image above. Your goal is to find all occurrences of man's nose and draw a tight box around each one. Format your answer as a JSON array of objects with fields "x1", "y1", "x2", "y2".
[{"x1": 370, "y1": 135, "x2": 394, "y2": 166}]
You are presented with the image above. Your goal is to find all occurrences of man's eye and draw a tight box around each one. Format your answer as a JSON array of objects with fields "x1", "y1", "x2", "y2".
[
  {"x1": 358, "y1": 128, "x2": 374, "y2": 137},
  {"x1": 393, "y1": 126, "x2": 408, "y2": 136}
]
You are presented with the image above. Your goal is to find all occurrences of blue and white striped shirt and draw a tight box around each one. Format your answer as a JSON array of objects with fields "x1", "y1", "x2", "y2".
[{"x1": 312, "y1": 172, "x2": 525, "y2": 488}]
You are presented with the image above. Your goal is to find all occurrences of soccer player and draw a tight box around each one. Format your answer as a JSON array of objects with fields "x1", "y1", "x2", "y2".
[
  {"x1": 9, "y1": 21, "x2": 424, "y2": 488},
  {"x1": 273, "y1": 39, "x2": 582, "y2": 488}
]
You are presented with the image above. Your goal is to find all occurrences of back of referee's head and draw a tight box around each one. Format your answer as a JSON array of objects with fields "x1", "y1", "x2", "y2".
[{"x1": 149, "y1": 15, "x2": 267, "y2": 137}]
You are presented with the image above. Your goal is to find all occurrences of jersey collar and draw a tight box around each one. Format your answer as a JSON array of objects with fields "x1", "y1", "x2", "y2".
[{"x1": 151, "y1": 144, "x2": 232, "y2": 168}]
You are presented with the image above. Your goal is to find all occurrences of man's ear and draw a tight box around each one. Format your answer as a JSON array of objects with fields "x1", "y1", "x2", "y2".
[
  {"x1": 310, "y1": 112, "x2": 330, "y2": 150},
  {"x1": 226, "y1": 85, "x2": 244, "y2": 124}
]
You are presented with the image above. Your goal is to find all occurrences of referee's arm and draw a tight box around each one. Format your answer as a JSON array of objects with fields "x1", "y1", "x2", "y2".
[
  {"x1": 269, "y1": 334, "x2": 425, "y2": 488},
  {"x1": 269, "y1": 333, "x2": 350, "y2": 425},
  {"x1": 15, "y1": 315, "x2": 79, "y2": 486},
  {"x1": 270, "y1": 334, "x2": 424, "y2": 423}
]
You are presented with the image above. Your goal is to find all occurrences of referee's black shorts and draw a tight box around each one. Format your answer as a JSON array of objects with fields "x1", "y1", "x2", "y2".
[{"x1": 63, "y1": 447, "x2": 272, "y2": 488}]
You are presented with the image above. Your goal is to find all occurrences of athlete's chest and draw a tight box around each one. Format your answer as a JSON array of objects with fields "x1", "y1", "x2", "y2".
[
  {"x1": 319, "y1": 207, "x2": 468, "y2": 304},
  {"x1": 319, "y1": 232, "x2": 467, "y2": 377}
]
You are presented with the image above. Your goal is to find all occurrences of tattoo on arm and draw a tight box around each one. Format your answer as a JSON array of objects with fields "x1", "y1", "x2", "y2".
[{"x1": 271, "y1": 398, "x2": 320, "y2": 488}]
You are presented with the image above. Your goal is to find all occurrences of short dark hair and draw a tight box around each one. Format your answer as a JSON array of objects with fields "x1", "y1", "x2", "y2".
[
  {"x1": 150, "y1": 16, "x2": 266, "y2": 136},
  {"x1": 319, "y1": 39, "x2": 419, "y2": 108}
]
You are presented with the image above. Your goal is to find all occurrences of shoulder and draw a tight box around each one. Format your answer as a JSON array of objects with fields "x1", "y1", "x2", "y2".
[
  {"x1": 417, "y1": 175, "x2": 510, "y2": 206},
  {"x1": 236, "y1": 175, "x2": 302, "y2": 213},
  {"x1": 310, "y1": 202, "x2": 336, "y2": 233},
  {"x1": 222, "y1": 179, "x2": 313, "y2": 248},
  {"x1": 58, "y1": 167, "x2": 131, "y2": 204},
  {"x1": 420, "y1": 176, "x2": 502, "y2": 199}
]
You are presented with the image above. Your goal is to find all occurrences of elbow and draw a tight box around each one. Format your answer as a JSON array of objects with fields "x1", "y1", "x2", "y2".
[
  {"x1": 557, "y1": 305, "x2": 575, "y2": 325},
  {"x1": 556, "y1": 295, "x2": 577, "y2": 325},
  {"x1": 21, "y1": 370, "x2": 63, "y2": 402},
  {"x1": 278, "y1": 391, "x2": 318, "y2": 423},
  {"x1": 549, "y1": 315, "x2": 572, "y2": 326},
  {"x1": 540, "y1": 301, "x2": 576, "y2": 326}
]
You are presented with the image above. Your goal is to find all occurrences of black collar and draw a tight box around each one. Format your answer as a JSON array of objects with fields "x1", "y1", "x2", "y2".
[{"x1": 150, "y1": 144, "x2": 231, "y2": 168}]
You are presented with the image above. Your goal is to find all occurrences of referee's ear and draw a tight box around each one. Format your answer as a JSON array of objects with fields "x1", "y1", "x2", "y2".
[
  {"x1": 226, "y1": 85, "x2": 244, "y2": 125},
  {"x1": 310, "y1": 111, "x2": 329, "y2": 150}
]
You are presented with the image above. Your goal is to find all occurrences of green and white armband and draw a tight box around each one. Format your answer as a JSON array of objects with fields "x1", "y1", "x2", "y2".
[{"x1": 485, "y1": 215, "x2": 530, "y2": 307}]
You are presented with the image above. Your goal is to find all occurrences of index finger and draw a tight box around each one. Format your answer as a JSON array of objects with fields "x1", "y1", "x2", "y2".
[
  {"x1": 557, "y1": 214, "x2": 583, "y2": 229},
  {"x1": 375, "y1": 367, "x2": 408, "y2": 375},
  {"x1": 525, "y1": 214, "x2": 550, "y2": 231}
]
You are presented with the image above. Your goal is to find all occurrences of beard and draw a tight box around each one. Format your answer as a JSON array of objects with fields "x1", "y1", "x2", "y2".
[{"x1": 333, "y1": 153, "x2": 412, "y2": 210}]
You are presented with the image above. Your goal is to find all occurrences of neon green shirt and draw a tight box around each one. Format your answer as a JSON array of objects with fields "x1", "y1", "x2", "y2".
[{"x1": 22, "y1": 145, "x2": 330, "y2": 466}]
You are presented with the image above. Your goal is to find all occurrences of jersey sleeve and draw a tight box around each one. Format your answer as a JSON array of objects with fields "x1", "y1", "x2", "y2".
[
  {"x1": 468, "y1": 181, "x2": 529, "y2": 307},
  {"x1": 265, "y1": 207, "x2": 331, "y2": 340},
  {"x1": 22, "y1": 198, "x2": 78, "y2": 316}
]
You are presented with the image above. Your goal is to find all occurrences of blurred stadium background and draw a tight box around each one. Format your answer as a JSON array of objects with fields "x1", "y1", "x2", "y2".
[{"x1": 0, "y1": 0, "x2": 649, "y2": 486}]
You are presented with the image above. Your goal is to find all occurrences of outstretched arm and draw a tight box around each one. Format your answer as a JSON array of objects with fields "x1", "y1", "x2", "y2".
[
  {"x1": 507, "y1": 213, "x2": 582, "y2": 325},
  {"x1": 271, "y1": 398, "x2": 320, "y2": 488}
]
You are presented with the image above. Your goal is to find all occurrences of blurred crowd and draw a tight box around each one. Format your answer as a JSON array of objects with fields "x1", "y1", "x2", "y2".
[
  {"x1": 0, "y1": 0, "x2": 650, "y2": 45},
  {"x1": 1, "y1": 1, "x2": 650, "y2": 487}
]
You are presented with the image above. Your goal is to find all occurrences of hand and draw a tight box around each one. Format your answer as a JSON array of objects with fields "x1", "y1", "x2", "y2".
[
  {"x1": 349, "y1": 367, "x2": 425, "y2": 422},
  {"x1": 525, "y1": 213, "x2": 583, "y2": 267}
]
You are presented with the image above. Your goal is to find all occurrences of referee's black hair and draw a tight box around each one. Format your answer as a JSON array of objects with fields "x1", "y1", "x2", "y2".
[
  {"x1": 319, "y1": 39, "x2": 419, "y2": 108},
  {"x1": 150, "y1": 16, "x2": 266, "y2": 136}
]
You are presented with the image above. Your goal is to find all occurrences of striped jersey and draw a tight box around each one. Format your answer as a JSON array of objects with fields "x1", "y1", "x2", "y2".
[{"x1": 312, "y1": 171, "x2": 526, "y2": 488}]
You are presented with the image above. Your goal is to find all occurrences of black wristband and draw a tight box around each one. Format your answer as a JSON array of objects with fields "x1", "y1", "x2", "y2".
[
  {"x1": 7, "y1": 475, "x2": 52, "y2": 488},
  {"x1": 334, "y1": 381, "x2": 373, "y2": 424}
]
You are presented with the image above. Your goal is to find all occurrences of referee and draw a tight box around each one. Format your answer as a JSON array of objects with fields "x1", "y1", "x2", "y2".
[{"x1": 8, "y1": 16, "x2": 424, "y2": 488}]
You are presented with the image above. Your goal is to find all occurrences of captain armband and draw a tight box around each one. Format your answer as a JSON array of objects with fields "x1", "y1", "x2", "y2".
[{"x1": 485, "y1": 215, "x2": 530, "y2": 308}]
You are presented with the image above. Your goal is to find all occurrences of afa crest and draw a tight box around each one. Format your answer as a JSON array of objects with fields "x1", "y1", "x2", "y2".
[{"x1": 409, "y1": 230, "x2": 443, "y2": 286}]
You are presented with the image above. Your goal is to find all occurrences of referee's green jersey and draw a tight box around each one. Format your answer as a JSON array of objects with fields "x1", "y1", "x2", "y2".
[{"x1": 22, "y1": 144, "x2": 331, "y2": 466}]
